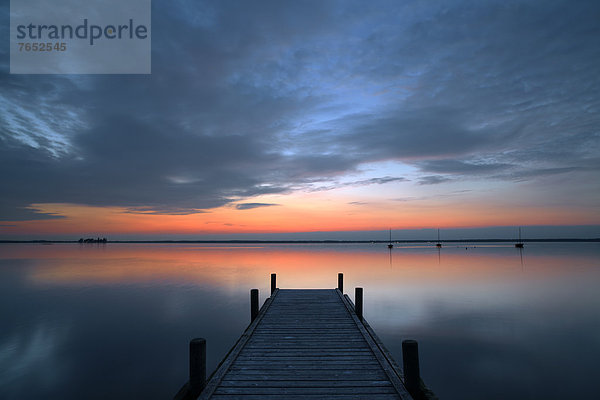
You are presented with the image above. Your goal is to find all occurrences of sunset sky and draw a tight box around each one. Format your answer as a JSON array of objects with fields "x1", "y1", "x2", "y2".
[{"x1": 1, "y1": 0, "x2": 599, "y2": 240}]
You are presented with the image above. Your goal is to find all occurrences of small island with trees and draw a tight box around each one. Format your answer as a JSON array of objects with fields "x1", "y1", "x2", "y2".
[{"x1": 78, "y1": 237, "x2": 108, "y2": 243}]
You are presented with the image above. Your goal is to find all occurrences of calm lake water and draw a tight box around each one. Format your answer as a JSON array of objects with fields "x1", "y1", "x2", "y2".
[{"x1": 1, "y1": 242, "x2": 599, "y2": 399}]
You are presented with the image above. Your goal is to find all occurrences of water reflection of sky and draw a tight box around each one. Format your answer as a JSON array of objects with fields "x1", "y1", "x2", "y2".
[{"x1": 0, "y1": 242, "x2": 599, "y2": 399}]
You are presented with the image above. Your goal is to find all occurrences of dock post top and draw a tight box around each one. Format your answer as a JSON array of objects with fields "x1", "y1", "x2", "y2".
[
  {"x1": 337, "y1": 272, "x2": 344, "y2": 293},
  {"x1": 250, "y1": 289, "x2": 259, "y2": 322},
  {"x1": 402, "y1": 339, "x2": 422, "y2": 399},
  {"x1": 190, "y1": 337, "x2": 206, "y2": 347},
  {"x1": 271, "y1": 273, "x2": 277, "y2": 295},
  {"x1": 355, "y1": 287, "x2": 363, "y2": 321},
  {"x1": 189, "y1": 338, "x2": 206, "y2": 391}
]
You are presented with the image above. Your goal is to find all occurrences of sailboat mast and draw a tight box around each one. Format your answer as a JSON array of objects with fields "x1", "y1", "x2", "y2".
[{"x1": 515, "y1": 227, "x2": 524, "y2": 248}]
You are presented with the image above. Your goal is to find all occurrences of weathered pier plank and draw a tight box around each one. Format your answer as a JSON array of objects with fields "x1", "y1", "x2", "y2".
[
  {"x1": 175, "y1": 274, "x2": 437, "y2": 400},
  {"x1": 197, "y1": 288, "x2": 413, "y2": 400}
]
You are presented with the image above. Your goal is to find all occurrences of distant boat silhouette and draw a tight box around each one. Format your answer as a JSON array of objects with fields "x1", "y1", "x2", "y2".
[
  {"x1": 387, "y1": 229, "x2": 393, "y2": 249},
  {"x1": 515, "y1": 227, "x2": 524, "y2": 248},
  {"x1": 436, "y1": 228, "x2": 442, "y2": 248}
]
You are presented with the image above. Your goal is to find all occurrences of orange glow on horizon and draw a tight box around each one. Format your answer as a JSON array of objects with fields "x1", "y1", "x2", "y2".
[{"x1": 0, "y1": 197, "x2": 597, "y2": 237}]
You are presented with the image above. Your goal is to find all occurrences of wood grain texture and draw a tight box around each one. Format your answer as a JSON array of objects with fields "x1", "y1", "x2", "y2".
[{"x1": 198, "y1": 289, "x2": 413, "y2": 400}]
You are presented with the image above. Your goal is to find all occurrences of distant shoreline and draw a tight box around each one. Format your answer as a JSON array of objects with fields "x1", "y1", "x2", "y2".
[{"x1": 1, "y1": 238, "x2": 598, "y2": 244}]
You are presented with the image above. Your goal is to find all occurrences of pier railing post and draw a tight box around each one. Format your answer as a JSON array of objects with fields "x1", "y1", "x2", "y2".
[
  {"x1": 338, "y1": 273, "x2": 343, "y2": 293},
  {"x1": 402, "y1": 339, "x2": 421, "y2": 399},
  {"x1": 189, "y1": 338, "x2": 206, "y2": 395},
  {"x1": 271, "y1": 273, "x2": 276, "y2": 295},
  {"x1": 355, "y1": 287, "x2": 363, "y2": 320},
  {"x1": 251, "y1": 289, "x2": 259, "y2": 322}
]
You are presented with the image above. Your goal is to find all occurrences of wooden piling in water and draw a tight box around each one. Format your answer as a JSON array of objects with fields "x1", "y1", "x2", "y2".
[
  {"x1": 355, "y1": 287, "x2": 363, "y2": 320},
  {"x1": 189, "y1": 338, "x2": 206, "y2": 394},
  {"x1": 250, "y1": 289, "x2": 259, "y2": 322},
  {"x1": 271, "y1": 273, "x2": 276, "y2": 295},
  {"x1": 403, "y1": 339, "x2": 421, "y2": 399}
]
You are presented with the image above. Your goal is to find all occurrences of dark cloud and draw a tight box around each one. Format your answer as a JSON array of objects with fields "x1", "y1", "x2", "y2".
[
  {"x1": 0, "y1": 114, "x2": 287, "y2": 218},
  {"x1": 123, "y1": 207, "x2": 209, "y2": 216},
  {"x1": 309, "y1": 176, "x2": 407, "y2": 192},
  {"x1": 494, "y1": 166, "x2": 583, "y2": 182},
  {"x1": 235, "y1": 203, "x2": 279, "y2": 210},
  {"x1": 361, "y1": 177, "x2": 407, "y2": 185},
  {"x1": 1, "y1": 0, "x2": 598, "y2": 220},
  {"x1": 0, "y1": 202, "x2": 65, "y2": 222},
  {"x1": 418, "y1": 160, "x2": 512, "y2": 175},
  {"x1": 340, "y1": 109, "x2": 503, "y2": 161},
  {"x1": 418, "y1": 176, "x2": 452, "y2": 186}
]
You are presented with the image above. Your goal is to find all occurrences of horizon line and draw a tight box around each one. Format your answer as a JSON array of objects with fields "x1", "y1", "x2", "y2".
[{"x1": 1, "y1": 238, "x2": 599, "y2": 244}]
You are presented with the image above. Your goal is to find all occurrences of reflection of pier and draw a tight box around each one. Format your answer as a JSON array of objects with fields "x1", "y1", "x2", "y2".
[{"x1": 175, "y1": 274, "x2": 437, "y2": 400}]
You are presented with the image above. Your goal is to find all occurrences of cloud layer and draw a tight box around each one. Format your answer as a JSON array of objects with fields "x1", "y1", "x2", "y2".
[{"x1": 1, "y1": 0, "x2": 599, "y2": 220}]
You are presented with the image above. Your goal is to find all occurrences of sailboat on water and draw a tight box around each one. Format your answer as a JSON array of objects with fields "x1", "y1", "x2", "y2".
[
  {"x1": 387, "y1": 229, "x2": 394, "y2": 249},
  {"x1": 515, "y1": 227, "x2": 524, "y2": 248},
  {"x1": 436, "y1": 228, "x2": 442, "y2": 248}
]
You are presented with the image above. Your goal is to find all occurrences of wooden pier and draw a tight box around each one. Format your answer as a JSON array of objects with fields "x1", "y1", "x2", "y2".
[{"x1": 175, "y1": 274, "x2": 436, "y2": 400}]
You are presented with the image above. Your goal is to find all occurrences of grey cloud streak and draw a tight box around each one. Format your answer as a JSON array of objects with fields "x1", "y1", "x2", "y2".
[
  {"x1": 0, "y1": 0, "x2": 598, "y2": 220},
  {"x1": 235, "y1": 203, "x2": 279, "y2": 211},
  {"x1": 308, "y1": 176, "x2": 408, "y2": 192}
]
